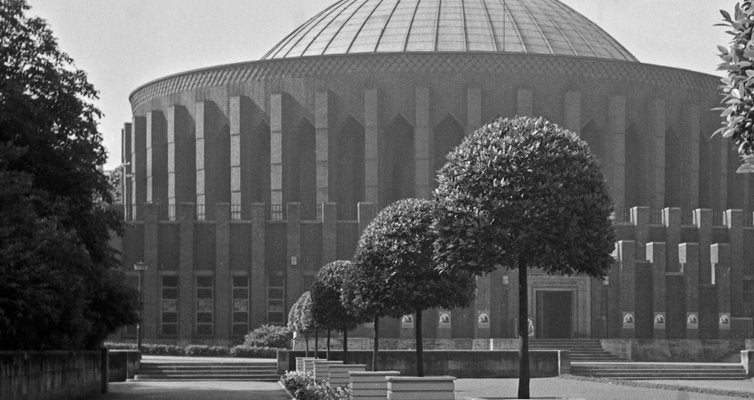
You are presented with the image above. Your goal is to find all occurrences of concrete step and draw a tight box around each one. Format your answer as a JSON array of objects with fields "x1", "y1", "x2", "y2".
[
  {"x1": 571, "y1": 362, "x2": 747, "y2": 380},
  {"x1": 136, "y1": 360, "x2": 278, "y2": 381}
]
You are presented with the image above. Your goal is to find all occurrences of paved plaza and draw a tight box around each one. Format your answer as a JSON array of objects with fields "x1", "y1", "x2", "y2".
[
  {"x1": 455, "y1": 377, "x2": 754, "y2": 400},
  {"x1": 85, "y1": 377, "x2": 754, "y2": 400}
]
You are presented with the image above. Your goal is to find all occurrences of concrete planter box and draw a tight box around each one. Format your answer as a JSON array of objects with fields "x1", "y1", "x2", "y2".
[
  {"x1": 386, "y1": 375, "x2": 455, "y2": 400},
  {"x1": 280, "y1": 350, "x2": 565, "y2": 378},
  {"x1": 328, "y1": 364, "x2": 366, "y2": 386},
  {"x1": 312, "y1": 360, "x2": 342, "y2": 380},
  {"x1": 350, "y1": 370, "x2": 400, "y2": 400},
  {"x1": 108, "y1": 350, "x2": 141, "y2": 382},
  {"x1": 296, "y1": 357, "x2": 317, "y2": 372}
]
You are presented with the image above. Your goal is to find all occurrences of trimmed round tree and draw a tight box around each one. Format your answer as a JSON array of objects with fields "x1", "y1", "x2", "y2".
[
  {"x1": 349, "y1": 198, "x2": 476, "y2": 376},
  {"x1": 434, "y1": 116, "x2": 615, "y2": 399},
  {"x1": 311, "y1": 260, "x2": 360, "y2": 363},
  {"x1": 288, "y1": 291, "x2": 314, "y2": 356}
]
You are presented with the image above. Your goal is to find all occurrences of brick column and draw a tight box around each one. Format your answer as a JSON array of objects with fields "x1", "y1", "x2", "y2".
[
  {"x1": 178, "y1": 203, "x2": 195, "y2": 341},
  {"x1": 687, "y1": 104, "x2": 700, "y2": 209},
  {"x1": 564, "y1": 91, "x2": 581, "y2": 136},
  {"x1": 143, "y1": 203, "x2": 159, "y2": 340},
  {"x1": 414, "y1": 87, "x2": 431, "y2": 199},
  {"x1": 663, "y1": 208, "x2": 681, "y2": 273},
  {"x1": 122, "y1": 123, "x2": 133, "y2": 216},
  {"x1": 215, "y1": 203, "x2": 231, "y2": 340},
  {"x1": 132, "y1": 116, "x2": 147, "y2": 213},
  {"x1": 609, "y1": 95, "x2": 626, "y2": 210},
  {"x1": 230, "y1": 96, "x2": 253, "y2": 218},
  {"x1": 712, "y1": 243, "x2": 731, "y2": 339},
  {"x1": 650, "y1": 99, "x2": 666, "y2": 209},
  {"x1": 315, "y1": 91, "x2": 332, "y2": 204},
  {"x1": 146, "y1": 110, "x2": 168, "y2": 208},
  {"x1": 167, "y1": 105, "x2": 195, "y2": 220},
  {"x1": 725, "y1": 210, "x2": 744, "y2": 317},
  {"x1": 358, "y1": 202, "x2": 377, "y2": 235},
  {"x1": 321, "y1": 203, "x2": 337, "y2": 264},
  {"x1": 474, "y1": 275, "x2": 492, "y2": 339},
  {"x1": 270, "y1": 94, "x2": 286, "y2": 210},
  {"x1": 517, "y1": 88, "x2": 533, "y2": 116},
  {"x1": 250, "y1": 203, "x2": 266, "y2": 328},
  {"x1": 679, "y1": 243, "x2": 699, "y2": 339},
  {"x1": 618, "y1": 240, "x2": 636, "y2": 338},
  {"x1": 631, "y1": 206, "x2": 650, "y2": 258},
  {"x1": 720, "y1": 138, "x2": 729, "y2": 210},
  {"x1": 647, "y1": 242, "x2": 666, "y2": 338},
  {"x1": 467, "y1": 87, "x2": 482, "y2": 135},
  {"x1": 695, "y1": 209, "x2": 713, "y2": 285},
  {"x1": 286, "y1": 203, "x2": 301, "y2": 317},
  {"x1": 364, "y1": 89, "x2": 380, "y2": 204}
]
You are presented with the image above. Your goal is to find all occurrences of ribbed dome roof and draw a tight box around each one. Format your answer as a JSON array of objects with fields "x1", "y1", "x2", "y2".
[{"x1": 262, "y1": 0, "x2": 637, "y2": 62}]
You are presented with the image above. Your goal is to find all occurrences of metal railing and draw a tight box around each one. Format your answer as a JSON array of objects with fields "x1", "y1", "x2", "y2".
[
  {"x1": 712, "y1": 210, "x2": 725, "y2": 227},
  {"x1": 744, "y1": 213, "x2": 754, "y2": 228},
  {"x1": 231, "y1": 204, "x2": 242, "y2": 221},
  {"x1": 681, "y1": 209, "x2": 695, "y2": 226}
]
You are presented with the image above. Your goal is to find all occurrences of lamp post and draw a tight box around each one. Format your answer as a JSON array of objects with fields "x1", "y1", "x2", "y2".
[
  {"x1": 602, "y1": 277, "x2": 609, "y2": 338},
  {"x1": 133, "y1": 261, "x2": 149, "y2": 352}
]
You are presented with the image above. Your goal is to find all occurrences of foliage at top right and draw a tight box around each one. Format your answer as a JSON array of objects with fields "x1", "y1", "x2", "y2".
[{"x1": 717, "y1": 1, "x2": 754, "y2": 169}]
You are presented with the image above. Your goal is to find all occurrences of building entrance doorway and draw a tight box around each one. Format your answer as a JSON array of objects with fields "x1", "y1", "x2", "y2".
[{"x1": 536, "y1": 291, "x2": 573, "y2": 338}]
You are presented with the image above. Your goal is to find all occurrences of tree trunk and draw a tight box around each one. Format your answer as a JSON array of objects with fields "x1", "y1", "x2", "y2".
[
  {"x1": 372, "y1": 315, "x2": 379, "y2": 371},
  {"x1": 326, "y1": 329, "x2": 331, "y2": 359},
  {"x1": 517, "y1": 264, "x2": 530, "y2": 399},
  {"x1": 314, "y1": 329, "x2": 319, "y2": 359},
  {"x1": 342, "y1": 324, "x2": 349, "y2": 364},
  {"x1": 304, "y1": 332, "x2": 310, "y2": 357},
  {"x1": 415, "y1": 309, "x2": 424, "y2": 377}
]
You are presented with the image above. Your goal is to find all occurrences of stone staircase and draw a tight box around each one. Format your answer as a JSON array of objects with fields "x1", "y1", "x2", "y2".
[
  {"x1": 529, "y1": 339, "x2": 623, "y2": 362},
  {"x1": 570, "y1": 362, "x2": 748, "y2": 380},
  {"x1": 134, "y1": 359, "x2": 279, "y2": 381}
]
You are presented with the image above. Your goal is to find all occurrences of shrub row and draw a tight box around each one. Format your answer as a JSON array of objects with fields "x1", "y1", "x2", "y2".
[
  {"x1": 105, "y1": 342, "x2": 280, "y2": 358},
  {"x1": 281, "y1": 371, "x2": 350, "y2": 400}
]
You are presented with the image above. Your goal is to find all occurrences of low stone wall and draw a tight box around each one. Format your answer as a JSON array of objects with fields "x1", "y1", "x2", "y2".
[
  {"x1": 292, "y1": 338, "x2": 523, "y2": 351},
  {"x1": 279, "y1": 350, "x2": 565, "y2": 378},
  {"x1": 0, "y1": 351, "x2": 104, "y2": 400},
  {"x1": 601, "y1": 339, "x2": 745, "y2": 362},
  {"x1": 108, "y1": 350, "x2": 140, "y2": 382}
]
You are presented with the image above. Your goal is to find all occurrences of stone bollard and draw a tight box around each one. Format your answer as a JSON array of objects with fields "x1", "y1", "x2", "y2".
[
  {"x1": 312, "y1": 359, "x2": 342, "y2": 380},
  {"x1": 328, "y1": 364, "x2": 366, "y2": 386},
  {"x1": 742, "y1": 350, "x2": 754, "y2": 377},
  {"x1": 386, "y1": 376, "x2": 455, "y2": 400},
  {"x1": 350, "y1": 370, "x2": 400, "y2": 400}
]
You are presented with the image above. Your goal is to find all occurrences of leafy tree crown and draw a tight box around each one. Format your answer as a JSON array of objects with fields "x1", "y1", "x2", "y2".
[
  {"x1": 350, "y1": 198, "x2": 475, "y2": 318},
  {"x1": 311, "y1": 260, "x2": 360, "y2": 330},
  {"x1": 717, "y1": 1, "x2": 754, "y2": 158},
  {"x1": 288, "y1": 291, "x2": 315, "y2": 333},
  {"x1": 434, "y1": 116, "x2": 616, "y2": 277}
]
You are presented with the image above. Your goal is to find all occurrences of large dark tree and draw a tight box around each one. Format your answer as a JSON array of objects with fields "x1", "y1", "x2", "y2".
[
  {"x1": 0, "y1": 0, "x2": 138, "y2": 349},
  {"x1": 311, "y1": 261, "x2": 360, "y2": 363},
  {"x1": 348, "y1": 199, "x2": 475, "y2": 376},
  {"x1": 717, "y1": 1, "x2": 754, "y2": 172},
  {"x1": 434, "y1": 117, "x2": 615, "y2": 398}
]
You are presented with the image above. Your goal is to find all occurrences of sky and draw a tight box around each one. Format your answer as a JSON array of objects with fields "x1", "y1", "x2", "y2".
[{"x1": 26, "y1": 0, "x2": 732, "y2": 170}]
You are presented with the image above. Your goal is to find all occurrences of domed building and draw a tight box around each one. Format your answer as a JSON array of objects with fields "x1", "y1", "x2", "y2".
[{"x1": 119, "y1": 0, "x2": 754, "y2": 344}]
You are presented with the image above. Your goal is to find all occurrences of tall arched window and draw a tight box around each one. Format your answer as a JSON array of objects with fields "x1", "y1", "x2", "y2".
[
  {"x1": 335, "y1": 116, "x2": 365, "y2": 219},
  {"x1": 383, "y1": 115, "x2": 414, "y2": 205}
]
